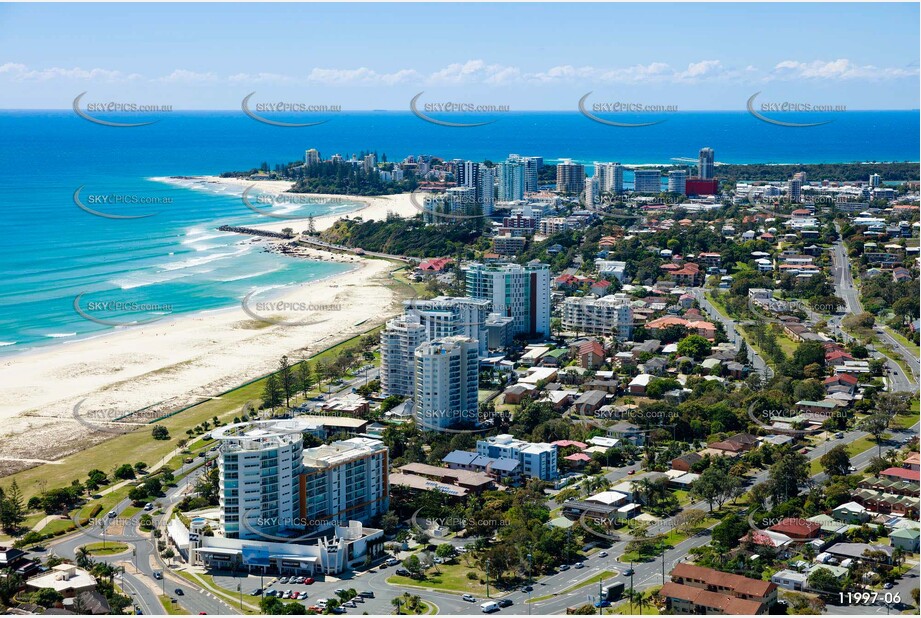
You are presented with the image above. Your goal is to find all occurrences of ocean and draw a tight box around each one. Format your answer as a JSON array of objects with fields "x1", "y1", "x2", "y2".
[{"x1": 0, "y1": 109, "x2": 917, "y2": 355}]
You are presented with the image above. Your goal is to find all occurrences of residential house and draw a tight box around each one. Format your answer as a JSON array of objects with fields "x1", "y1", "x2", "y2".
[{"x1": 672, "y1": 453, "x2": 702, "y2": 472}]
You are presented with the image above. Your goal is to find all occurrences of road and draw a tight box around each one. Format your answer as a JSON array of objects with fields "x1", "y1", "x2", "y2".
[
  {"x1": 830, "y1": 231, "x2": 918, "y2": 393},
  {"x1": 691, "y1": 287, "x2": 774, "y2": 380}
]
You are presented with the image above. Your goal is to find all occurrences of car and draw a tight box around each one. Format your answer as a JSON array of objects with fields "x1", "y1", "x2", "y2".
[
  {"x1": 334, "y1": 588, "x2": 346, "y2": 595},
  {"x1": 395, "y1": 568, "x2": 410, "y2": 576},
  {"x1": 884, "y1": 582, "x2": 893, "y2": 589},
  {"x1": 498, "y1": 599, "x2": 513, "y2": 608},
  {"x1": 298, "y1": 592, "x2": 309, "y2": 600},
  {"x1": 558, "y1": 564, "x2": 570, "y2": 571},
  {"x1": 521, "y1": 585, "x2": 532, "y2": 593},
  {"x1": 848, "y1": 465, "x2": 857, "y2": 472},
  {"x1": 304, "y1": 577, "x2": 315, "y2": 585},
  {"x1": 308, "y1": 607, "x2": 321, "y2": 613},
  {"x1": 574, "y1": 562, "x2": 585, "y2": 569},
  {"x1": 623, "y1": 568, "x2": 634, "y2": 576},
  {"x1": 251, "y1": 589, "x2": 263, "y2": 596},
  {"x1": 278, "y1": 576, "x2": 288, "y2": 584},
  {"x1": 143, "y1": 503, "x2": 154, "y2": 511},
  {"x1": 628, "y1": 469, "x2": 636, "y2": 475},
  {"x1": 463, "y1": 594, "x2": 477, "y2": 602},
  {"x1": 316, "y1": 599, "x2": 328, "y2": 608},
  {"x1": 834, "y1": 432, "x2": 844, "y2": 439},
  {"x1": 358, "y1": 591, "x2": 374, "y2": 598},
  {"x1": 331, "y1": 608, "x2": 345, "y2": 614},
  {"x1": 108, "y1": 510, "x2": 117, "y2": 518},
  {"x1": 153, "y1": 572, "x2": 163, "y2": 580},
  {"x1": 594, "y1": 600, "x2": 610, "y2": 608},
  {"x1": 344, "y1": 601, "x2": 356, "y2": 608},
  {"x1": 264, "y1": 589, "x2": 277, "y2": 597},
  {"x1": 800, "y1": 448, "x2": 810, "y2": 454},
  {"x1": 598, "y1": 551, "x2": 608, "y2": 558},
  {"x1": 174, "y1": 588, "x2": 184, "y2": 596}
]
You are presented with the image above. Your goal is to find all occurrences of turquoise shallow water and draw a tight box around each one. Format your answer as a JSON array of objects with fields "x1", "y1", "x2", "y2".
[{"x1": 0, "y1": 109, "x2": 917, "y2": 355}]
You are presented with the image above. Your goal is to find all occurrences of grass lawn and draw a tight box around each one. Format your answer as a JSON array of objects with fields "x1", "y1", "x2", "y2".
[
  {"x1": 608, "y1": 588, "x2": 661, "y2": 615},
  {"x1": 158, "y1": 595, "x2": 187, "y2": 615},
  {"x1": 83, "y1": 541, "x2": 130, "y2": 555},
  {"x1": 386, "y1": 561, "x2": 488, "y2": 597},
  {"x1": 121, "y1": 505, "x2": 142, "y2": 519}
]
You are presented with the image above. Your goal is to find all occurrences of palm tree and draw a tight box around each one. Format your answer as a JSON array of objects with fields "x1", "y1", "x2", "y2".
[
  {"x1": 76, "y1": 546, "x2": 92, "y2": 568},
  {"x1": 391, "y1": 596, "x2": 403, "y2": 615}
]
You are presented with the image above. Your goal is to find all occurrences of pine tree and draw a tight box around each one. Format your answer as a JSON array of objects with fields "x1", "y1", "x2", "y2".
[{"x1": 278, "y1": 355, "x2": 294, "y2": 409}]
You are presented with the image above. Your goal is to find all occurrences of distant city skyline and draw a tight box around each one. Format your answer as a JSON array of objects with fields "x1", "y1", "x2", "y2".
[{"x1": 0, "y1": 3, "x2": 918, "y2": 110}]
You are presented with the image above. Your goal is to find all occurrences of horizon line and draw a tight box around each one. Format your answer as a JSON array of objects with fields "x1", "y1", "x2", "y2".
[{"x1": 1, "y1": 107, "x2": 919, "y2": 113}]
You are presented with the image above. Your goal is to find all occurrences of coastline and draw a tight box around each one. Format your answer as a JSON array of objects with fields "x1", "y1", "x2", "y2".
[{"x1": 0, "y1": 178, "x2": 421, "y2": 475}]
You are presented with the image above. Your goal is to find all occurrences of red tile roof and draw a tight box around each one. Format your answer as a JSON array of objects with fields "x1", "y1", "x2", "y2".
[
  {"x1": 671, "y1": 563, "x2": 777, "y2": 599},
  {"x1": 825, "y1": 374, "x2": 858, "y2": 385},
  {"x1": 767, "y1": 518, "x2": 821, "y2": 538},
  {"x1": 659, "y1": 582, "x2": 766, "y2": 615},
  {"x1": 881, "y1": 467, "x2": 920, "y2": 482}
]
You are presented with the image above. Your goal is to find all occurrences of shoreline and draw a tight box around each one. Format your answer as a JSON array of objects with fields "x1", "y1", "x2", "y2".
[
  {"x1": 158, "y1": 175, "x2": 421, "y2": 236},
  {"x1": 0, "y1": 179, "x2": 420, "y2": 475}
]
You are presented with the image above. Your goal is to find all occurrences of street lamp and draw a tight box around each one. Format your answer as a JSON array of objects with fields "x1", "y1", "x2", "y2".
[
  {"x1": 486, "y1": 558, "x2": 490, "y2": 598},
  {"x1": 526, "y1": 552, "x2": 533, "y2": 616}
]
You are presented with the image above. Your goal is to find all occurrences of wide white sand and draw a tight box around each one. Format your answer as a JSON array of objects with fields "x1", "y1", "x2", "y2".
[{"x1": 0, "y1": 177, "x2": 420, "y2": 472}]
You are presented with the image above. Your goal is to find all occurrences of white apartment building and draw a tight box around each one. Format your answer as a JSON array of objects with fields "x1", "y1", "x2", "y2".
[
  {"x1": 476, "y1": 434, "x2": 558, "y2": 481},
  {"x1": 595, "y1": 162, "x2": 624, "y2": 195},
  {"x1": 562, "y1": 294, "x2": 635, "y2": 340},
  {"x1": 214, "y1": 421, "x2": 304, "y2": 540},
  {"x1": 668, "y1": 169, "x2": 687, "y2": 195},
  {"x1": 584, "y1": 176, "x2": 597, "y2": 206},
  {"x1": 498, "y1": 159, "x2": 525, "y2": 202},
  {"x1": 595, "y1": 259, "x2": 628, "y2": 283},
  {"x1": 304, "y1": 149, "x2": 321, "y2": 166},
  {"x1": 413, "y1": 336, "x2": 479, "y2": 431},
  {"x1": 300, "y1": 437, "x2": 390, "y2": 532},
  {"x1": 464, "y1": 261, "x2": 551, "y2": 339},
  {"x1": 380, "y1": 315, "x2": 427, "y2": 397},
  {"x1": 404, "y1": 296, "x2": 491, "y2": 356},
  {"x1": 633, "y1": 170, "x2": 662, "y2": 193},
  {"x1": 508, "y1": 154, "x2": 541, "y2": 193},
  {"x1": 539, "y1": 217, "x2": 570, "y2": 235}
]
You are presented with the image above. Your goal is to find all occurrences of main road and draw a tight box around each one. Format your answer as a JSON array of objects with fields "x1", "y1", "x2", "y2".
[{"x1": 829, "y1": 236, "x2": 918, "y2": 393}]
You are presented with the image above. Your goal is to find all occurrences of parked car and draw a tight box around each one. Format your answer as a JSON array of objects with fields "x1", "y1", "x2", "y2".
[
  {"x1": 250, "y1": 589, "x2": 263, "y2": 597},
  {"x1": 396, "y1": 568, "x2": 410, "y2": 576},
  {"x1": 386, "y1": 557, "x2": 400, "y2": 566},
  {"x1": 304, "y1": 577, "x2": 315, "y2": 585}
]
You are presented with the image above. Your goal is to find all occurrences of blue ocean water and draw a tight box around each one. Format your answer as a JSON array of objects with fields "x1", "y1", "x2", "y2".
[{"x1": 0, "y1": 110, "x2": 917, "y2": 355}]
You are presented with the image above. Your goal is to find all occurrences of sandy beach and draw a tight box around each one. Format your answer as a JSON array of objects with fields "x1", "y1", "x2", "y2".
[{"x1": 0, "y1": 177, "x2": 420, "y2": 477}]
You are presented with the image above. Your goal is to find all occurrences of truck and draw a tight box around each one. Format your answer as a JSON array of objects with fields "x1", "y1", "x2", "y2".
[
  {"x1": 480, "y1": 601, "x2": 499, "y2": 613},
  {"x1": 602, "y1": 582, "x2": 625, "y2": 601}
]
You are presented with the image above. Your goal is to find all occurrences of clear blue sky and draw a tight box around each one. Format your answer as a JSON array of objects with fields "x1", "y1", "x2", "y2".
[{"x1": 1, "y1": 2, "x2": 918, "y2": 110}]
